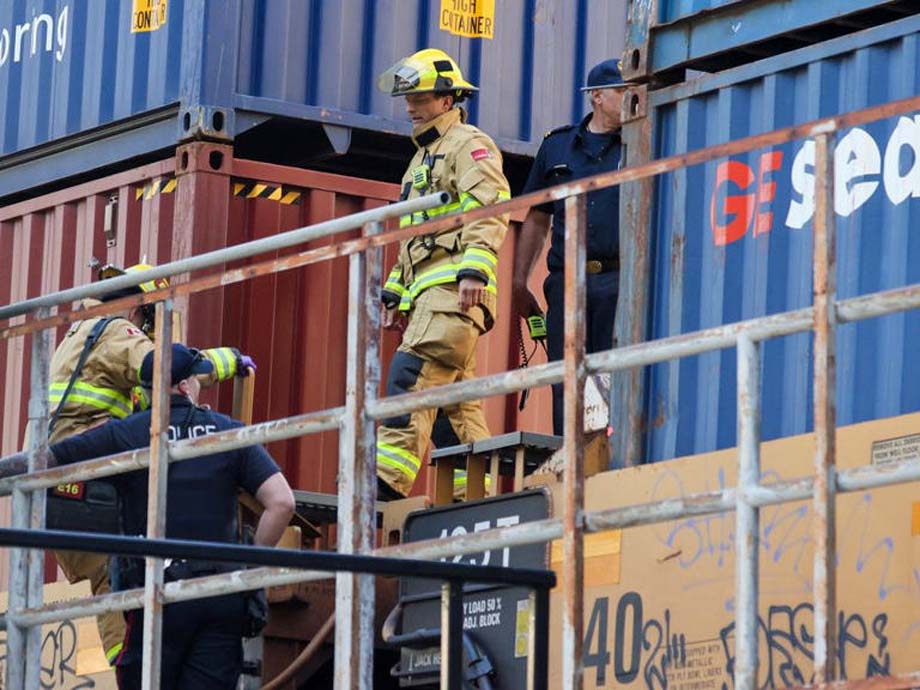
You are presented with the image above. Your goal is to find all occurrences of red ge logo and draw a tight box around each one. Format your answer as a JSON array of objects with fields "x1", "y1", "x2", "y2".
[{"x1": 709, "y1": 151, "x2": 784, "y2": 245}]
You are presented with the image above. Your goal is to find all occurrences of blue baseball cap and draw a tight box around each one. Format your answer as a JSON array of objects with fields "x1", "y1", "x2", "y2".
[
  {"x1": 580, "y1": 58, "x2": 626, "y2": 92},
  {"x1": 140, "y1": 343, "x2": 213, "y2": 387}
]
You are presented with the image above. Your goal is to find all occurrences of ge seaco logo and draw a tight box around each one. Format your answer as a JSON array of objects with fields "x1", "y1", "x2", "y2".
[{"x1": 709, "y1": 115, "x2": 920, "y2": 245}]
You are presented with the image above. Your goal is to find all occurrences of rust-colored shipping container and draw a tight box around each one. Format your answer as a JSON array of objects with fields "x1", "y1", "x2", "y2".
[{"x1": 0, "y1": 143, "x2": 554, "y2": 580}]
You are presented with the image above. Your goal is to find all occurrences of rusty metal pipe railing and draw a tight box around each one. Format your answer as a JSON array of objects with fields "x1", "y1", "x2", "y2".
[
  {"x1": 0, "y1": 192, "x2": 449, "y2": 322},
  {"x1": 6, "y1": 275, "x2": 915, "y2": 423},
  {"x1": 734, "y1": 334, "x2": 761, "y2": 690},
  {"x1": 334, "y1": 221, "x2": 382, "y2": 687},
  {"x1": 6, "y1": 451, "x2": 920, "y2": 631},
  {"x1": 6, "y1": 306, "x2": 52, "y2": 690},
  {"x1": 140, "y1": 301, "x2": 173, "y2": 689},
  {"x1": 0, "y1": 408, "x2": 343, "y2": 495},
  {"x1": 561, "y1": 195, "x2": 588, "y2": 690},
  {"x1": 812, "y1": 132, "x2": 839, "y2": 684}
]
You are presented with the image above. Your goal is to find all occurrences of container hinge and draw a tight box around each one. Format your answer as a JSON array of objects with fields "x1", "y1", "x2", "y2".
[{"x1": 103, "y1": 193, "x2": 118, "y2": 247}]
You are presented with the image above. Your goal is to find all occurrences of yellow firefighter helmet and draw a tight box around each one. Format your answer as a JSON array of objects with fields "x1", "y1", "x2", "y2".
[
  {"x1": 98, "y1": 263, "x2": 169, "y2": 293},
  {"x1": 98, "y1": 263, "x2": 169, "y2": 336},
  {"x1": 377, "y1": 48, "x2": 478, "y2": 101}
]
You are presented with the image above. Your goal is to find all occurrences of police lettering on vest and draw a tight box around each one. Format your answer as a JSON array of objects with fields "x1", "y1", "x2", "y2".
[{"x1": 167, "y1": 423, "x2": 217, "y2": 442}]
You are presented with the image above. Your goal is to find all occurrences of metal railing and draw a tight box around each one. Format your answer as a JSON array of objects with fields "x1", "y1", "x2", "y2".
[
  {"x1": 0, "y1": 526, "x2": 554, "y2": 690},
  {"x1": 3, "y1": 92, "x2": 920, "y2": 690}
]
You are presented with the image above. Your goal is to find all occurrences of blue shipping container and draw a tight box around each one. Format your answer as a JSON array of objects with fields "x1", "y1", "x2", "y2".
[
  {"x1": 623, "y1": 0, "x2": 919, "y2": 80},
  {"x1": 0, "y1": 0, "x2": 627, "y2": 198},
  {"x1": 643, "y1": 13, "x2": 920, "y2": 461}
]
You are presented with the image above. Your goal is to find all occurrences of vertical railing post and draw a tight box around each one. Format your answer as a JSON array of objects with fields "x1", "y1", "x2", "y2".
[
  {"x1": 734, "y1": 333, "x2": 761, "y2": 690},
  {"x1": 335, "y1": 221, "x2": 382, "y2": 689},
  {"x1": 440, "y1": 580, "x2": 464, "y2": 690},
  {"x1": 562, "y1": 194, "x2": 587, "y2": 690},
  {"x1": 812, "y1": 132, "x2": 838, "y2": 684},
  {"x1": 141, "y1": 300, "x2": 173, "y2": 690},
  {"x1": 7, "y1": 308, "x2": 52, "y2": 689},
  {"x1": 25, "y1": 308, "x2": 52, "y2": 686},
  {"x1": 6, "y1": 480, "x2": 29, "y2": 689},
  {"x1": 528, "y1": 587, "x2": 551, "y2": 690}
]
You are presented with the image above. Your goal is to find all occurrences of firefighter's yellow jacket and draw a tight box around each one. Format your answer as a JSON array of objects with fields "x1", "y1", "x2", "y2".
[
  {"x1": 381, "y1": 107, "x2": 511, "y2": 332},
  {"x1": 48, "y1": 298, "x2": 239, "y2": 442}
]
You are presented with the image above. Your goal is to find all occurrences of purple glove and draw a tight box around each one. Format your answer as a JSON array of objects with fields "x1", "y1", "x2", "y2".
[{"x1": 237, "y1": 354, "x2": 257, "y2": 376}]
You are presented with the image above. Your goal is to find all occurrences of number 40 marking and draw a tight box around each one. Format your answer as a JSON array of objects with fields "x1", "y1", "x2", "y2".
[{"x1": 584, "y1": 592, "x2": 643, "y2": 687}]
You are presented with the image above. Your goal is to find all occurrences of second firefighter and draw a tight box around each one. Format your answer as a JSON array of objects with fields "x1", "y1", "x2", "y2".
[{"x1": 375, "y1": 48, "x2": 511, "y2": 500}]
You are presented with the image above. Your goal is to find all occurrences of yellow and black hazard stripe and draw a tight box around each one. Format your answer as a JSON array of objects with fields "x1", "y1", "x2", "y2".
[
  {"x1": 135, "y1": 177, "x2": 177, "y2": 201},
  {"x1": 232, "y1": 180, "x2": 302, "y2": 205}
]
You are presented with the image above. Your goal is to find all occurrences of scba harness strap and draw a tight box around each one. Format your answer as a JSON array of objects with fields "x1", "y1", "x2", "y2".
[{"x1": 49, "y1": 316, "x2": 117, "y2": 432}]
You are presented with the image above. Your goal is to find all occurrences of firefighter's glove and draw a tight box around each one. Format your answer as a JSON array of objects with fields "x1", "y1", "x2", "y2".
[{"x1": 237, "y1": 353, "x2": 257, "y2": 376}]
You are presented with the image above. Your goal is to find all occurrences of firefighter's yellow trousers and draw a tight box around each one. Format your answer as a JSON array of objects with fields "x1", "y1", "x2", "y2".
[
  {"x1": 25, "y1": 420, "x2": 126, "y2": 665},
  {"x1": 377, "y1": 295, "x2": 490, "y2": 498},
  {"x1": 55, "y1": 549, "x2": 125, "y2": 664}
]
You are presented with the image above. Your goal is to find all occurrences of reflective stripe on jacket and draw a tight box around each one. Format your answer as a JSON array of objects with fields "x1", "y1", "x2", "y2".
[{"x1": 47, "y1": 300, "x2": 240, "y2": 439}]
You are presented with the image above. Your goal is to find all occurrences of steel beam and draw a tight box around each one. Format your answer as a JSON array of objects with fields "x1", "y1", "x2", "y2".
[{"x1": 614, "y1": 83, "x2": 653, "y2": 468}]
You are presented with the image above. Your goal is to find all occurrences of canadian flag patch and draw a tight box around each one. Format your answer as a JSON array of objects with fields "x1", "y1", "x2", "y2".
[
  {"x1": 470, "y1": 148, "x2": 492, "y2": 161},
  {"x1": 125, "y1": 326, "x2": 144, "y2": 337}
]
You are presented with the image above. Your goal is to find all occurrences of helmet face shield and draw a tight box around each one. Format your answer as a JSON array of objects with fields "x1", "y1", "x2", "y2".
[
  {"x1": 378, "y1": 60, "x2": 422, "y2": 96},
  {"x1": 377, "y1": 49, "x2": 478, "y2": 98},
  {"x1": 393, "y1": 64, "x2": 421, "y2": 94}
]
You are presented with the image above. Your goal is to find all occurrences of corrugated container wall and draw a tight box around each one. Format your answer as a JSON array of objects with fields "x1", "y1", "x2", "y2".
[
  {"x1": 0, "y1": 0, "x2": 627, "y2": 199},
  {"x1": 643, "y1": 14, "x2": 920, "y2": 461},
  {"x1": 0, "y1": 148, "x2": 554, "y2": 580}
]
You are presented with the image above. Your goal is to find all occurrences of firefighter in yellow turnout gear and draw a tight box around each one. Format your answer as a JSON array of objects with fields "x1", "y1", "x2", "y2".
[
  {"x1": 39, "y1": 264, "x2": 252, "y2": 665},
  {"x1": 376, "y1": 49, "x2": 510, "y2": 499}
]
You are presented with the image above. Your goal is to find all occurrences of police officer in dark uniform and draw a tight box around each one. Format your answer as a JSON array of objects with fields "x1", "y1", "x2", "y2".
[
  {"x1": 50, "y1": 343, "x2": 295, "y2": 690},
  {"x1": 512, "y1": 58, "x2": 628, "y2": 435}
]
